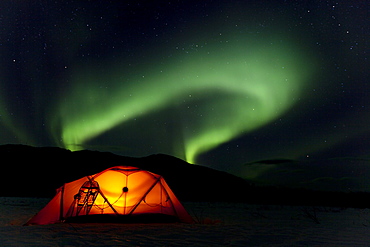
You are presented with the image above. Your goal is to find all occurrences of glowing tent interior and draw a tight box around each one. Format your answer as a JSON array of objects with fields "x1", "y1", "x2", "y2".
[{"x1": 26, "y1": 166, "x2": 193, "y2": 225}]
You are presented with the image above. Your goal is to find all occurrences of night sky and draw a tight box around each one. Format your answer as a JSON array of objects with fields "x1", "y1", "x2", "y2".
[{"x1": 0, "y1": 1, "x2": 369, "y2": 179}]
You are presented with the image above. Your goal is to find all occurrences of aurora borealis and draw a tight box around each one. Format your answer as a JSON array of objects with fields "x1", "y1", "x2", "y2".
[
  {"x1": 54, "y1": 36, "x2": 313, "y2": 164},
  {"x1": 0, "y1": 1, "x2": 368, "y2": 175}
]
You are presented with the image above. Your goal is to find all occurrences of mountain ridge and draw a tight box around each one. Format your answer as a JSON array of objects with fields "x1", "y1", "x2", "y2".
[
  {"x1": 0, "y1": 144, "x2": 251, "y2": 202},
  {"x1": 1, "y1": 144, "x2": 369, "y2": 208}
]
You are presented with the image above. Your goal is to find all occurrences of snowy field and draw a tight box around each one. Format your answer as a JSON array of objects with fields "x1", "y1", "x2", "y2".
[{"x1": 1, "y1": 197, "x2": 370, "y2": 246}]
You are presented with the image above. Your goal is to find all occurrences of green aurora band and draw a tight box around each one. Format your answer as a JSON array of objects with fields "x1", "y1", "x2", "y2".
[{"x1": 51, "y1": 36, "x2": 315, "y2": 164}]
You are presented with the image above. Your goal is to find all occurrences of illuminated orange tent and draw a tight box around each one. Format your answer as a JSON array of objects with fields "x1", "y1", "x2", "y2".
[{"x1": 26, "y1": 166, "x2": 193, "y2": 225}]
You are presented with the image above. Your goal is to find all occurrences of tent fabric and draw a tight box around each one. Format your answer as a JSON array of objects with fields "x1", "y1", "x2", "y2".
[{"x1": 26, "y1": 166, "x2": 193, "y2": 225}]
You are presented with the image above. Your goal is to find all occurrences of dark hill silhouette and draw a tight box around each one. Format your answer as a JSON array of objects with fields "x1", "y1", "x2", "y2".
[
  {"x1": 0, "y1": 144, "x2": 251, "y2": 202},
  {"x1": 1, "y1": 144, "x2": 369, "y2": 208}
]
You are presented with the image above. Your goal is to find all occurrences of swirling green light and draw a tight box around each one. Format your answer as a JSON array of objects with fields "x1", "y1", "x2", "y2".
[{"x1": 51, "y1": 36, "x2": 314, "y2": 164}]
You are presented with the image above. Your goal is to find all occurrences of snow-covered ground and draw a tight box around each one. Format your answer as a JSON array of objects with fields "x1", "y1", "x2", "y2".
[{"x1": 1, "y1": 197, "x2": 370, "y2": 246}]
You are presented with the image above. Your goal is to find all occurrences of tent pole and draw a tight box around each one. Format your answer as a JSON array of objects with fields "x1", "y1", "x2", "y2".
[
  {"x1": 98, "y1": 188, "x2": 120, "y2": 215},
  {"x1": 59, "y1": 184, "x2": 65, "y2": 222},
  {"x1": 128, "y1": 176, "x2": 161, "y2": 215}
]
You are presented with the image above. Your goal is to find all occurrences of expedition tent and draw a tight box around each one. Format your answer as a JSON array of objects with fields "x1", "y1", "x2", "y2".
[{"x1": 26, "y1": 166, "x2": 193, "y2": 225}]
